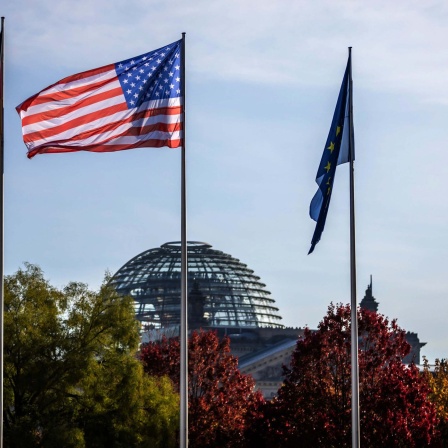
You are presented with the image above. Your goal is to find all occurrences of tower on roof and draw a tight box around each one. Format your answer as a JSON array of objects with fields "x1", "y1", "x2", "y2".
[{"x1": 360, "y1": 275, "x2": 379, "y2": 313}]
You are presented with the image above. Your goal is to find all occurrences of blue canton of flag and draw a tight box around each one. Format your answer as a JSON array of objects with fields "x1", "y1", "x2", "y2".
[
  {"x1": 308, "y1": 54, "x2": 354, "y2": 254},
  {"x1": 116, "y1": 42, "x2": 182, "y2": 108}
]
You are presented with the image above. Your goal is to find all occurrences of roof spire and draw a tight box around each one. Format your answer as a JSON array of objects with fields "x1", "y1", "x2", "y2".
[{"x1": 360, "y1": 275, "x2": 379, "y2": 312}]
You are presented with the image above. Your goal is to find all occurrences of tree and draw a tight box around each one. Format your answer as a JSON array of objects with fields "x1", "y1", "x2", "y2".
[
  {"x1": 424, "y1": 358, "x2": 448, "y2": 447},
  {"x1": 4, "y1": 263, "x2": 179, "y2": 447},
  {"x1": 263, "y1": 303, "x2": 438, "y2": 448},
  {"x1": 140, "y1": 330, "x2": 264, "y2": 448}
]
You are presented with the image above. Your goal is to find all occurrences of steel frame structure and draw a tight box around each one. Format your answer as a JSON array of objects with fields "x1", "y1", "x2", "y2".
[{"x1": 111, "y1": 241, "x2": 283, "y2": 330}]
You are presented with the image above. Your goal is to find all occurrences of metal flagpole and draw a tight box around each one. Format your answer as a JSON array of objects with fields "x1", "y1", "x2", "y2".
[
  {"x1": 348, "y1": 47, "x2": 360, "y2": 448},
  {"x1": 0, "y1": 17, "x2": 5, "y2": 448},
  {"x1": 179, "y1": 32, "x2": 189, "y2": 448},
  {"x1": 0, "y1": 16, "x2": 5, "y2": 448}
]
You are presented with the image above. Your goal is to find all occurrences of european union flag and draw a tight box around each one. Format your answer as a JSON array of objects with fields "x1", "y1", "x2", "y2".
[{"x1": 309, "y1": 54, "x2": 354, "y2": 254}]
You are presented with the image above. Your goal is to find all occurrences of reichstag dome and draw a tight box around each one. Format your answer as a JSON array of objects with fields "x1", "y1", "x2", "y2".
[{"x1": 110, "y1": 241, "x2": 284, "y2": 331}]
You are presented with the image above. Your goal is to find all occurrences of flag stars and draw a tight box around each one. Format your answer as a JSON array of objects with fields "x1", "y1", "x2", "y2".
[
  {"x1": 326, "y1": 177, "x2": 332, "y2": 195},
  {"x1": 117, "y1": 41, "x2": 182, "y2": 108},
  {"x1": 325, "y1": 161, "x2": 331, "y2": 172},
  {"x1": 336, "y1": 126, "x2": 341, "y2": 136},
  {"x1": 327, "y1": 142, "x2": 335, "y2": 153}
]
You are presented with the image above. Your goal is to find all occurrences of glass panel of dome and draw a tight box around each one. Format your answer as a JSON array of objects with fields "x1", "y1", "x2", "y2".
[{"x1": 110, "y1": 242, "x2": 283, "y2": 330}]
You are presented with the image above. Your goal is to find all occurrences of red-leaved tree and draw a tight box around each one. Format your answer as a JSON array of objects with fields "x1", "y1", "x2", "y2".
[
  {"x1": 139, "y1": 330, "x2": 264, "y2": 448},
  {"x1": 262, "y1": 304, "x2": 439, "y2": 448}
]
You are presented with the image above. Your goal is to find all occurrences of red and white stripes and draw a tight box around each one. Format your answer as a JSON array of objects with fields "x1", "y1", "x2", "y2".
[{"x1": 17, "y1": 63, "x2": 183, "y2": 158}]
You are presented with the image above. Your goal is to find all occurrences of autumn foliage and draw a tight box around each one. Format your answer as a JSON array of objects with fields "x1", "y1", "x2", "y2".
[
  {"x1": 424, "y1": 358, "x2": 448, "y2": 446},
  {"x1": 140, "y1": 330, "x2": 264, "y2": 448},
  {"x1": 262, "y1": 304, "x2": 439, "y2": 448}
]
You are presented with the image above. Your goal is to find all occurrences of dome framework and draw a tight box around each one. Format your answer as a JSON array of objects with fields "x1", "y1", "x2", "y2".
[{"x1": 110, "y1": 242, "x2": 283, "y2": 330}]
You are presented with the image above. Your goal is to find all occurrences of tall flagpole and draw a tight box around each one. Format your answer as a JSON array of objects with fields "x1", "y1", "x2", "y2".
[
  {"x1": 0, "y1": 17, "x2": 5, "y2": 448},
  {"x1": 348, "y1": 47, "x2": 360, "y2": 448},
  {"x1": 180, "y1": 32, "x2": 189, "y2": 448}
]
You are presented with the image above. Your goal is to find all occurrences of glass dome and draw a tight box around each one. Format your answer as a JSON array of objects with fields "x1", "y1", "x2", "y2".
[{"x1": 110, "y1": 241, "x2": 283, "y2": 330}]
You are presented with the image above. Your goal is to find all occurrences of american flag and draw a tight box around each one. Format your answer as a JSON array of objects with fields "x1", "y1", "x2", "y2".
[{"x1": 16, "y1": 40, "x2": 183, "y2": 159}]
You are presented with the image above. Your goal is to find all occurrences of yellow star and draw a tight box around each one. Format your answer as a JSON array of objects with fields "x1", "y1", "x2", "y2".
[
  {"x1": 336, "y1": 126, "x2": 341, "y2": 136},
  {"x1": 326, "y1": 177, "x2": 332, "y2": 185},
  {"x1": 327, "y1": 186, "x2": 331, "y2": 195},
  {"x1": 327, "y1": 142, "x2": 335, "y2": 153},
  {"x1": 324, "y1": 161, "x2": 331, "y2": 172}
]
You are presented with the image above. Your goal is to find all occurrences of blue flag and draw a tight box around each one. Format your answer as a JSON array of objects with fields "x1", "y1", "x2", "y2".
[{"x1": 309, "y1": 55, "x2": 354, "y2": 254}]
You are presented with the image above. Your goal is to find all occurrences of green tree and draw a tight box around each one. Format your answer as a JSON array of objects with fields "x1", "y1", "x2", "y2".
[{"x1": 4, "y1": 263, "x2": 179, "y2": 447}]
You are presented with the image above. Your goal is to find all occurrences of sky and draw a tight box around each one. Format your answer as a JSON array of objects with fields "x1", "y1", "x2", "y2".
[{"x1": 2, "y1": 0, "x2": 448, "y2": 363}]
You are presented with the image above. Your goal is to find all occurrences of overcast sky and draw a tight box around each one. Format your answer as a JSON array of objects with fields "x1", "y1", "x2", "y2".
[{"x1": 3, "y1": 0, "x2": 447, "y2": 362}]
